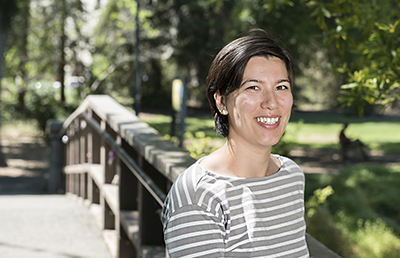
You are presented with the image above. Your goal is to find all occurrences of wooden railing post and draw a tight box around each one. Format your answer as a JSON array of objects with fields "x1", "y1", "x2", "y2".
[
  {"x1": 47, "y1": 119, "x2": 64, "y2": 194},
  {"x1": 102, "y1": 198, "x2": 115, "y2": 230},
  {"x1": 88, "y1": 176, "x2": 100, "y2": 204},
  {"x1": 118, "y1": 224, "x2": 137, "y2": 258},
  {"x1": 138, "y1": 183, "x2": 164, "y2": 247},
  {"x1": 87, "y1": 109, "x2": 101, "y2": 204},
  {"x1": 73, "y1": 119, "x2": 80, "y2": 165},
  {"x1": 79, "y1": 118, "x2": 88, "y2": 199},
  {"x1": 100, "y1": 121, "x2": 107, "y2": 178}
]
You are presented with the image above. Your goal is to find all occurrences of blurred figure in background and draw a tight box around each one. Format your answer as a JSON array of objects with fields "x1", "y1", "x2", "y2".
[{"x1": 339, "y1": 123, "x2": 369, "y2": 162}]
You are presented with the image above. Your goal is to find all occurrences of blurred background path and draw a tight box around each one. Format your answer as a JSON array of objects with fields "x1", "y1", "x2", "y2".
[
  {"x1": 0, "y1": 135, "x2": 48, "y2": 194},
  {"x1": 0, "y1": 133, "x2": 112, "y2": 258}
]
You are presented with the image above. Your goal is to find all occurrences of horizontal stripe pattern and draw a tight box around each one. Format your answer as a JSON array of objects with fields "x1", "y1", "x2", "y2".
[{"x1": 162, "y1": 155, "x2": 309, "y2": 257}]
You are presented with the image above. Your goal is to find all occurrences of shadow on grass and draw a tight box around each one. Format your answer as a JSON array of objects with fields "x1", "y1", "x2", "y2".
[
  {"x1": 298, "y1": 142, "x2": 400, "y2": 155},
  {"x1": 375, "y1": 142, "x2": 400, "y2": 154},
  {"x1": 295, "y1": 142, "x2": 340, "y2": 151}
]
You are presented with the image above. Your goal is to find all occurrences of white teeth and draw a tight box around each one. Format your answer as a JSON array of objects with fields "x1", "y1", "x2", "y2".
[{"x1": 257, "y1": 117, "x2": 279, "y2": 125}]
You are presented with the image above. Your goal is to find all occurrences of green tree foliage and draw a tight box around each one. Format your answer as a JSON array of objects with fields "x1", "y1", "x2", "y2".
[
  {"x1": 0, "y1": 0, "x2": 19, "y2": 167},
  {"x1": 91, "y1": 0, "x2": 231, "y2": 108},
  {"x1": 302, "y1": 0, "x2": 400, "y2": 115},
  {"x1": 6, "y1": 0, "x2": 89, "y2": 104},
  {"x1": 5, "y1": 0, "x2": 398, "y2": 126},
  {"x1": 4, "y1": 0, "x2": 343, "y2": 114},
  {"x1": 4, "y1": 0, "x2": 30, "y2": 112},
  {"x1": 0, "y1": 0, "x2": 19, "y2": 86},
  {"x1": 2, "y1": 0, "x2": 90, "y2": 131},
  {"x1": 90, "y1": 0, "x2": 170, "y2": 108},
  {"x1": 150, "y1": 0, "x2": 228, "y2": 106}
]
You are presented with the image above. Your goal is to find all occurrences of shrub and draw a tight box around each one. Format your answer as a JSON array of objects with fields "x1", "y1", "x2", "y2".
[
  {"x1": 25, "y1": 82, "x2": 62, "y2": 132},
  {"x1": 305, "y1": 164, "x2": 400, "y2": 257},
  {"x1": 1, "y1": 78, "x2": 21, "y2": 122},
  {"x1": 305, "y1": 186, "x2": 354, "y2": 257},
  {"x1": 184, "y1": 131, "x2": 219, "y2": 159},
  {"x1": 329, "y1": 164, "x2": 400, "y2": 233},
  {"x1": 353, "y1": 220, "x2": 400, "y2": 258}
]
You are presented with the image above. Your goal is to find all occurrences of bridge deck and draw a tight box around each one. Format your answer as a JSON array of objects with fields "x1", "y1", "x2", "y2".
[
  {"x1": 0, "y1": 194, "x2": 112, "y2": 258},
  {"x1": 0, "y1": 134, "x2": 112, "y2": 258}
]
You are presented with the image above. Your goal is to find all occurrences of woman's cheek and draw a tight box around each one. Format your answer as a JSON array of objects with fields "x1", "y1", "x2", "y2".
[
  {"x1": 239, "y1": 96, "x2": 259, "y2": 111},
  {"x1": 280, "y1": 95, "x2": 293, "y2": 110}
]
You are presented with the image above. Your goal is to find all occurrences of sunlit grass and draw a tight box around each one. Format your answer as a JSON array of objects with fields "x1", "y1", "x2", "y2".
[
  {"x1": 286, "y1": 121, "x2": 400, "y2": 153},
  {"x1": 1, "y1": 119, "x2": 42, "y2": 137},
  {"x1": 141, "y1": 112, "x2": 400, "y2": 154}
]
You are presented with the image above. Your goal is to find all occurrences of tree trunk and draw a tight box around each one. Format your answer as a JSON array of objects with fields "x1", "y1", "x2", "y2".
[
  {"x1": 0, "y1": 19, "x2": 8, "y2": 167},
  {"x1": 59, "y1": 0, "x2": 66, "y2": 107},
  {"x1": 17, "y1": 0, "x2": 31, "y2": 113}
]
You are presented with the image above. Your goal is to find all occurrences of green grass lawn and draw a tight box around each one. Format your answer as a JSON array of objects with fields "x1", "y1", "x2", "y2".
[
  {"x1": 1, "y1": 119, "x2": 43, "y2": 137},
  {"x1": 140, "y1": 111, "x2": 400, "y2": 154},
  {"x1": 288, "y1": 112, "x2": 400, "y2": 153}
]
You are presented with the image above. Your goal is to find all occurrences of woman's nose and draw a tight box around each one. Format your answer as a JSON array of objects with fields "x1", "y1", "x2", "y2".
[{"x1": 260, "y1": 91, "x2": 278, "y2": 110}]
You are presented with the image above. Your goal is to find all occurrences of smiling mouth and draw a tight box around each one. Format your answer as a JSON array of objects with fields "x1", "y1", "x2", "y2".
[{"x1": 256, "y1": 117, "x2": 280, "y2": 125}]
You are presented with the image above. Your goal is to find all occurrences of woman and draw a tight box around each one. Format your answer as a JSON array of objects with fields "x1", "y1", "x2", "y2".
[{"x1": 161, "y1": 30, "x2": 309, "y2": 258}]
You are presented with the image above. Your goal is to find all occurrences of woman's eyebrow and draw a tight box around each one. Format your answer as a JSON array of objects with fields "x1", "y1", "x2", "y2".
[
  {"x1": 241, "y1": 78, "x2": 290, "y2": 87},
  {"x1": 277, "y1": 79, "x2": 291, "y2": 84},
  {"x1": 240, "y1": 79, "x2": 260, "y2": 87}
]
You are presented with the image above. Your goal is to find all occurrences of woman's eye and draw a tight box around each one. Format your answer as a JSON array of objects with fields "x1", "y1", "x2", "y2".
[
  {"x1": 246, "y1": 86, "x2": 259, "y2": 90},
  {"x1": 276, "y1": 85, "x2": 289, "y2": 91}
]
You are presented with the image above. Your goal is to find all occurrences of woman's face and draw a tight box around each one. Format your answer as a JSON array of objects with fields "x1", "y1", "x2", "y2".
[{"x1": 216, "y1": 56, "x2": 293, "y2": 148}]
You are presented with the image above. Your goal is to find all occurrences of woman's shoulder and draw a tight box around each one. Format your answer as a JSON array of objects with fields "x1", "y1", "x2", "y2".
[
  {"x1": 161, "y1": 161, "x2": 230, "y2": 230},
  {"x1": 164, "y1": 160, "x2": 229, "y2": 210},
  {"x1": 273, "y1": 154, "x2": 304, "y2": 175},
  {"x1": 168, "y1": 161, "x2": 205, "y2": 197}
]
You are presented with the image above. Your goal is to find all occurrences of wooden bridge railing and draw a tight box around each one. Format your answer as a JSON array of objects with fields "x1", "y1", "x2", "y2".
[
  {"x1": 58, "y1": 94, "x2": 341, "y2": 258},
  {"x1": 60, "y1": 95, "x2": 194, "y2": 258}
]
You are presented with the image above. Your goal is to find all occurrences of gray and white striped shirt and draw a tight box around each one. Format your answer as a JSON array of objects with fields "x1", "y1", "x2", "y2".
[{"x1": 161, "y1": 155, "x2": 309, "y2": 258}]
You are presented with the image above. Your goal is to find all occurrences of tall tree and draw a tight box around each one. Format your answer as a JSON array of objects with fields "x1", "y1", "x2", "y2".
[
  {"x1": 0, "y1": 0, "x2": 18, "y2": 167},
  {"x1": 59, "y1": 0, "x2": 67, "y2": 106}
]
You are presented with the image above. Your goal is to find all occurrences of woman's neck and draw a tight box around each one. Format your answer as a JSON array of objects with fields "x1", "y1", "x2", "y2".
[{"x1": 201, "y1": 139, "x2": 279, "y2": 178}]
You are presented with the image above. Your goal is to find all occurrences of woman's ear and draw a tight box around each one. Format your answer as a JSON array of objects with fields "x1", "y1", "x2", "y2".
[{"x1": 214, "y1": 91, "x2": 226, "y2": 112}]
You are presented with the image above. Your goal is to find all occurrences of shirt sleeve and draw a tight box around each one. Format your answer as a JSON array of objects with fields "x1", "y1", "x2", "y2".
[{"x1": 163, "y1": 204, "x2": 226, "y2": 258}]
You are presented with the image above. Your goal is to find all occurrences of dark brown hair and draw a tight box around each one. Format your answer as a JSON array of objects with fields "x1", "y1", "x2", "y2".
[{"x1": 206, "y1": 29, "x2": 294, "y2": 137}]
